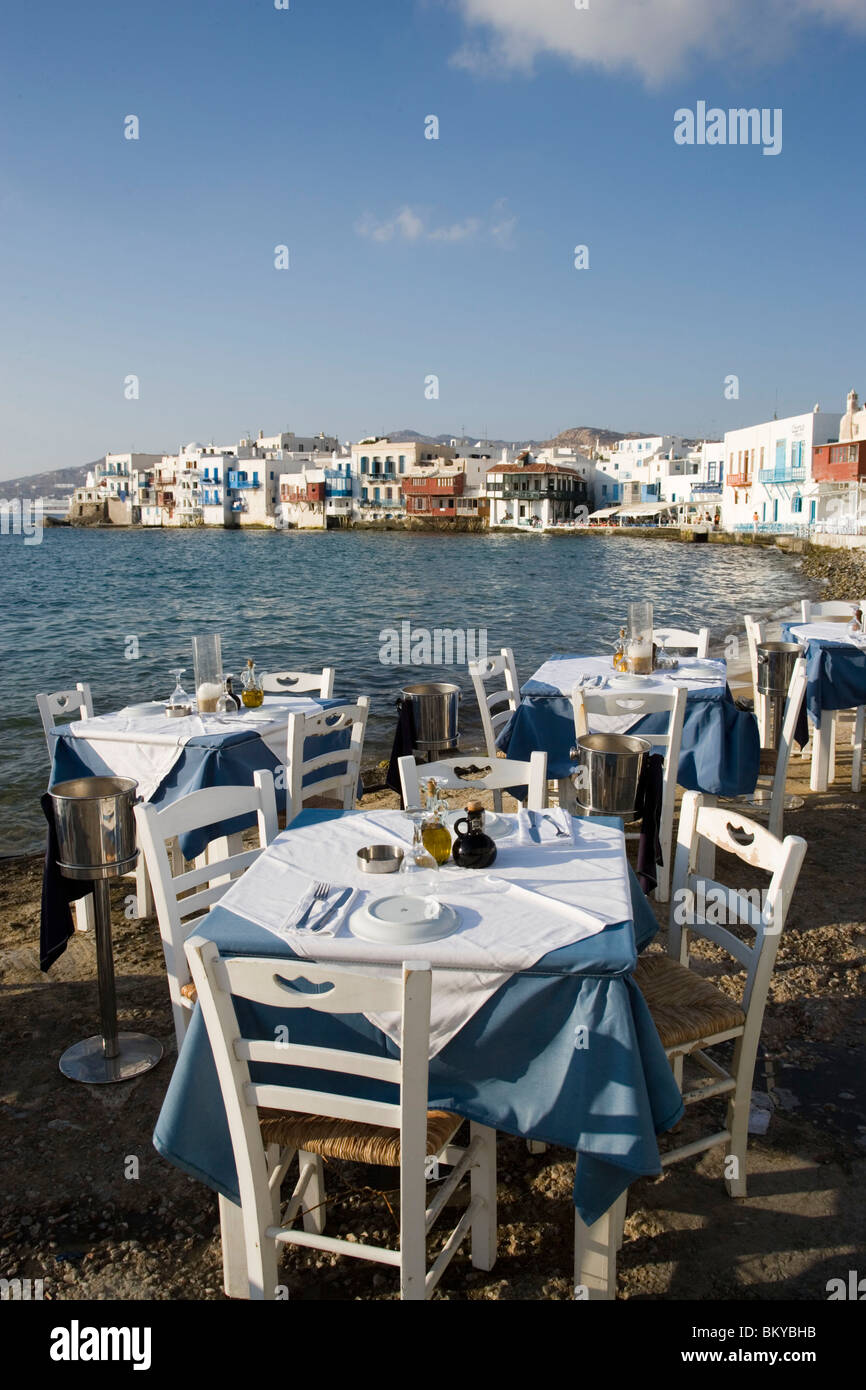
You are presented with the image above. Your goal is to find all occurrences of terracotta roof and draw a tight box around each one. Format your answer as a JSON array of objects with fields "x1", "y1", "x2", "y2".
[{"x1": 486, "y1": 462, "x2": 584, "y2": 475}]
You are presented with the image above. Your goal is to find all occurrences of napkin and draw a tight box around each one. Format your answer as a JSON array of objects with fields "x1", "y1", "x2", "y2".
[
  {"x1": 300, "y1": 887, "x2": 359, "y2": 937},
  {"x1": 513, "y1": 808, "x2": 574, "y2": 845},
  {"x1": 488, "y1": 878, "x2": 609, "y2": 934}
]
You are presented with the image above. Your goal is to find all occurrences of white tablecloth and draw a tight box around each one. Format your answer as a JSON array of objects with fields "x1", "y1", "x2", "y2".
[
  {"x1": 62, "y1": 697, "x2": 322, "y2": 801},
  {"x1": 216, "y1": 808, "x2": 632, "y2": 1056},
  {"x1": 523, "y1": 654, "x2": 726, "y2": 735},
  {"x1": 788, "y1": 621, "x2": 866, "y2": 649}
]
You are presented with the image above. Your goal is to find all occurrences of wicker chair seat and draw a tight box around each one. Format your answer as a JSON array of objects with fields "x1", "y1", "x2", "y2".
[
  {"x1": 259, "y1": 1108, "x2": 462, "y2": 1166},
  {"x1": 633, "y1": 953, "x2": 746, "y2": 1049}
]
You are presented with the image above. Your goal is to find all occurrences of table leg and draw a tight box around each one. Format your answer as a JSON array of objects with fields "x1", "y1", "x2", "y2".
[
  {"x1": 695, "y1": 794, "x2": 716, "y2": 881},
  {"x1": 810, "y1": 710, "x2": 833, "y2": 792},
  {"x1": 574, "y1": 1188, "x2": 628, "y2": 1300}
]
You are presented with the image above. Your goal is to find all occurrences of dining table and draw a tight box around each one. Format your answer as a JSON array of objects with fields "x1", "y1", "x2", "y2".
[
  {"x1": 782, "y1": 620, "x2": 866, "y2": 792},
  {"x1": 153, "y1": 805, "x2": 684, "y2": 1299},
  {"x1": 499, "y1": 653, "x2": 760, "y2": 800},
  {"x1": 49, "y1": 694, "x2": 351, "y2": 862}
]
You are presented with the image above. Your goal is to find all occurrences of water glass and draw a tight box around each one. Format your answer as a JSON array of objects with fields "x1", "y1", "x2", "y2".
[{"x1": 192, "y1": 635, "x2": 223, "y2": 713}]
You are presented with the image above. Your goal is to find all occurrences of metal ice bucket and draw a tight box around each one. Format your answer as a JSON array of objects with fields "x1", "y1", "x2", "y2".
[
  {"x1": 756, "y1": 642, "x2": 804, "y2": 751},
  {"x1": 49, "y1": 777, "x2": 139, "y2": 880},
  {"x1": 571, "y1": 733, "x2": 651, "y2": 817},
  {"x1": 399, "y1": 682, "x2": 460, "y2": 754}
]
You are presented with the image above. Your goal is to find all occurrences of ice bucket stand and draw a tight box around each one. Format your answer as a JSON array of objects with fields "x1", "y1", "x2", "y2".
[{"x1": 49, "y1": 777, "x2": 163, "y2": 1084}]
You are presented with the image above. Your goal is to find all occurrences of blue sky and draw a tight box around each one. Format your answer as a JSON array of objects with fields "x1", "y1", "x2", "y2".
[{"x1": 1, "y1": 0, "x2": 865, "y2": 480}]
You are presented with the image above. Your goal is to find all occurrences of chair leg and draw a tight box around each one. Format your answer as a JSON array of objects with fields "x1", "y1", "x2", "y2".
[
  {"x1": 219, "y1": 1193, "x2": 250, "y2": 1299},
  {"x1": 574, "y1": 1187, "x2": 627, "y2": 1300},
  {"x1": 671, "y1": 1052, "x2": 684, "y2": 1089},
  {"x1": 829, "y1": 713, "x2": 837, "y2": 786},
  {"x1": 852, "y1": 707, "x2": 864, "y2": 793},
  {"x1": 526, "y1": 1139, "x2": 547, "y2": 1154},
  {"x1": 133, "y1": 852, "x2": 153, "y2": 918},
  {"x1": 724, "y1": 1036, "x2": 752, "y2": 1198},
  {"x1": 613, "y1": 1191, "x2": 628, "y2": 1252},
  {"x1": 469, "y1": 1123, "x2": 497, "y2": 1272},
  {"x1": 810, "y1": 710, "x2": 833, "y2": 792},
  {"x1": 399, "y1": 1155, "x2": 427, "y2": 1300}
]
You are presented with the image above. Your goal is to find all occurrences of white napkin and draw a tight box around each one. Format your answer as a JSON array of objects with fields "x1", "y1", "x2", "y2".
[{"x1": 512, "y1": 808, "x2": 574, "y2": 845}]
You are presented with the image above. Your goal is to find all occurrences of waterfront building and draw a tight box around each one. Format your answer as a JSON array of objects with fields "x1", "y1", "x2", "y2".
[
  {"x1": 70, "y1": 453, "x2": 162, "y2": 524},
  {"x1": 350, "y1": 439, "x2": 455, "y2": 519},
  {"x1": 401, "y1": 446, "x2": 491, "y2": 524},
  {"x1": 486, "y1": 450, "x2": 589, "y2": 529},
  {"x1": 721, "y1": 408, "x2": 838, "y2": 534},
  {"x1": 811, "y1": 390, "x2": 866, "y2": 537},
  {"x1": 278, "y1": 458, "x2": 353, "y2": 529}
]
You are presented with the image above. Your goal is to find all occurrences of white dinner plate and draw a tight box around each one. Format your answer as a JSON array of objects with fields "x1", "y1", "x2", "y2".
[
  {"x1": 608, "y1": 674, "x2": 653, "y2": 690},
  {"x1": 350, "y1": 895, "x2": 461, "y2": 945},
  {"x1": 446, "y1": 809, "x2": 510, "y2": 839},
  {"x1": 122, "y1": 702, "x2": 168, "y2": 717},
  {"x1": 677, "y1": 660, "x2": 722, "y2": 678}
]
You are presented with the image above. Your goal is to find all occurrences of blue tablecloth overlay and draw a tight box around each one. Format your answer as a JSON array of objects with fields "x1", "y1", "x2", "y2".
[
  {"x1": 153, "y1": 810, "x2": 683, "y2": 1229},
  {"x1": 498, "y1": 689, "x2": 759, "y2": 799},
  {"x1": 51, "y1": 699, "x2": 350, "y2": 861},
  {"x1": 782, "y1": 624, "x2": 866, "y2": 727}
]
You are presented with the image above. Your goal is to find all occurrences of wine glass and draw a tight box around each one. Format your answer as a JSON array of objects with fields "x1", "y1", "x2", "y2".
[
  {"x1": 399, "y1": 816, "x2": 439, "y2": 900},
  {"x1": 654, "y1": 630, "x2": 670, "y2": 669},
  {"x1": 167, "y1": 668, "x2": 189, "y2": 712}
]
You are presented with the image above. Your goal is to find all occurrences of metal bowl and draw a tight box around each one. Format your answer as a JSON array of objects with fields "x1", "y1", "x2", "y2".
[{"x1": 357, "y1": 844, "x2": 404, "y2": 874}]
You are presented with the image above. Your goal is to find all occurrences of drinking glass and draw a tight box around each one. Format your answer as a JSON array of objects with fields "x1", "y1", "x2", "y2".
[
  {"x1": 192, "y1": 635, "x2": 223, "y2": 713},
  {"x1": 627, "y1": 601, "x2": 654, "y2": 674},
  {"x1": 167, "y1": 668, "x2": 189, "y2": 711},
  {"x1": 400, "y1": 817, "x2": 439, "y2": 898}
]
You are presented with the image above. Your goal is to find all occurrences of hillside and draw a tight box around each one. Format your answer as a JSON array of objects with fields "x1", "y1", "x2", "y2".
[{"x1": 1, "y1": 461, "x2": 96, "y2": 501}]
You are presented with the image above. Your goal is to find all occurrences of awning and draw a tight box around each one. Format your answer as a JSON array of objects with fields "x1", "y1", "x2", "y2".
[
  {"x1": 588, "y1": 506, "x2": 621, "y2": 519},
  {"x1": 617, "y1": 501, "x2": 673, "y2": 517}
]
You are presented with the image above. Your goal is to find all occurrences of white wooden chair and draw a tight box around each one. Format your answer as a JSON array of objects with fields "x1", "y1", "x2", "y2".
[
  {"x1": 283, "y1": 698, "x2": 370, "y2": 821},
  {"x1": 743, "y1": 614, "x2": 769, "y2": 746},
  {"x1": 799, "y1": 600, "x2": 865, "y2": 792},
  {"x1": 632, "y1": 792, "x2": 806, "y2": 1197},
  {"x1": 652, "y1": 627, "x2": 710, "y2": 659},
  {"x1": 134, "y1": 771, "x2": 278, "y2": 1050},
  {"x1": 260, "y1": 668, "x2": 335, "y2": 698},
  {"x1": 468, "y1": 648, "x2": 520, "y2": 758},
  {"x1": 572, "y1": 686, "x2": 686, "y2": 902},
  {"x1": 397, "y1": 750, "x2": 547, "y2": 812},
  {"x1": 37, "y1": 682, "x2": 154, "y2": 923},
  {"x1": 799, "y1": 599, "x2": 864, "y2": 623},
  {"x1": 36, "y1": 683, "x2": 94, "y2": 752},
  {"x1": 578, "y1": 795, "x2": 807, "y2": 1298},
  {"x1": 752, "y1": 656, "x2": 807, "y2": 839},
  {"x1": 185, "y1": 942, "x2": 497, "y2": 1300}
]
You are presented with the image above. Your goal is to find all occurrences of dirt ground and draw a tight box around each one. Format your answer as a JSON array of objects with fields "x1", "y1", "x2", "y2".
[{"x1": 3, "y1": 582, "x2": 866, "y2": 1301}]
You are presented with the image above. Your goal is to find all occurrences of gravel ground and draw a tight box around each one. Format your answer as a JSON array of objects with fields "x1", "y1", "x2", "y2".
[{"x1": 3, "y1": 552, "x2": 866, "y2": 1302}]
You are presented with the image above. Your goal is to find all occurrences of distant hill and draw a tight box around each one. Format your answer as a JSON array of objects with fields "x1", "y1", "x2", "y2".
[
  {"x1": 1, "y1": 461, "x2": 96, "y2": 501},
  {"x1": 383, "y1": 426, "x2": 654, "y2": 455}
]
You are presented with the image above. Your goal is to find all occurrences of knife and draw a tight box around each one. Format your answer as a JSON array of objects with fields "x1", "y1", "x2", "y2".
[
  {"x1": 308, "y1": 887, "x2": 353, "y2": 933},
  {"x1": 527, "y1": 810, "x2": 542, "y2": 844}
]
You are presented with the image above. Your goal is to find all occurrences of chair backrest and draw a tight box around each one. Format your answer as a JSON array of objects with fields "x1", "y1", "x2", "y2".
[
  {"x1": 668, "y1": 791, "x2": 806, "y2": 1023},
  {"x1": 283, "y1": 698, "x2": 370, "y2": 819},
  {"x1": 397, "y1": 750, "x2": 547, "y2": 811},
  {"x1": 260, "y1": 668, "x2": 335, "y2": 698},
  {"x1": 134, "y1": 771, "x2": 278, "y2": 1047},
  {"x1": 36, "y1": 683, "x2": 94, "y2": 754},
  {"x1": 766, "y1": 656, "x2": 807, "y2": 840},
  {"x1": 652, "y1": 627, "x2": 710, "y2": 659},
  {"x1": 800, "y1": 599, "x2": 862, "y2": 623},
  {"x1": 468, "y1": 648, "x2": 520, "y2": 759},
  {"x1": 185, "y1": 936, "x2": 433, "y2": 1246},
  {"x1": 743, "y1": 615, "x2": 767, "y2": 701}
]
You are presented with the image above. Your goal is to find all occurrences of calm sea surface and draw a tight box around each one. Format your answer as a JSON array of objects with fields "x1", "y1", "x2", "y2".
[{"x1": 1, "y1": 527, "x2": 813, "y2": 856}]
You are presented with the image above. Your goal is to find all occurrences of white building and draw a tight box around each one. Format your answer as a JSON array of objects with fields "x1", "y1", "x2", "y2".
[
  {"x1": 721, "y1": 408, "x2": 839, "y2": 533},
  {"x1": 350, "y1": 439, "x2": 455, "y2": 519}
]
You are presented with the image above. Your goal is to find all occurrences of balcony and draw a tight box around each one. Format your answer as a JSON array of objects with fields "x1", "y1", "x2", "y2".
[
  {"x1": 726, "y1": 472, "x2": 751, "y2": 488},
  {"x1": 691, "y1": 481, "x2": 723, "y2": 496},
  {"x1": 758, "y1": 465, "x2": 807, "y2": 485}
]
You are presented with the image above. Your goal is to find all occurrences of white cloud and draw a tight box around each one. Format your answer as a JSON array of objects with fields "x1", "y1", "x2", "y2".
[
  {"x1": 450, "y1": 0, "x2": 866, "y2": 86},
  {"x1": 356, "y1": 201, "x2": 517, "y2": 247}
]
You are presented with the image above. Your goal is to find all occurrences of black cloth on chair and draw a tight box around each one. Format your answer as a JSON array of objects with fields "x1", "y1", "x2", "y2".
[
  {"x1": 40, "y1": 792, "x2": 93, "y2": 971},
  {"x1": 633, "y1": 753, "x2": 665, "y2": 896},
  {"x1": 385, "y1": 700, "x2": 417, "y2": 804}
]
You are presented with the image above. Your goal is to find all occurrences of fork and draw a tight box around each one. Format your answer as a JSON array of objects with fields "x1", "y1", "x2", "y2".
[
  {"x1": 540, "y1": 814, "x2": 568, "y2": 838},
  {"x1": 290, "y1": 881, "x2": 329, "y2": 929}
]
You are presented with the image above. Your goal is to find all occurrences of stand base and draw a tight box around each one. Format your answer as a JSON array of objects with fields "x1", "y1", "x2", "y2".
[
  {"x1": 745, "y1": 790, "x2": 805, "y2": 813},
  {"x1": 59, "y1": 1033, "x2": 163, "y2": 1084}
]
